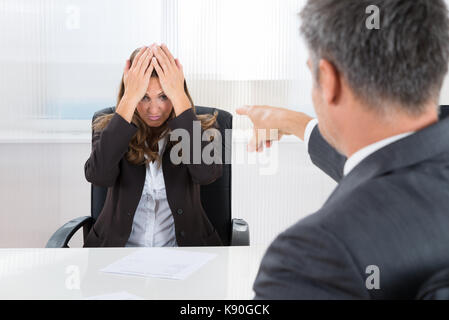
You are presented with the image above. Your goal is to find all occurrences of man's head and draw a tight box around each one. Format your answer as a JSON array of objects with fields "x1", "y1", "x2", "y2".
[{"x1": 300, "y1": 0, "x2": 449, "y2": 155}]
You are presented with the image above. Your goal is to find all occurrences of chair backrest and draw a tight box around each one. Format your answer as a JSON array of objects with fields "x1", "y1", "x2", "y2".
[
  {"x1": 440, "y1": 105, "x2": 449, "y2": 120},
  {"x1": 90, "y1": 106, "x2": 233, "y2": 245}
]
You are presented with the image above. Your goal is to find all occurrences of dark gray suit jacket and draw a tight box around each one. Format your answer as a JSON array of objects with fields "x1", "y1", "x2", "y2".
[{"x1": 253, "y1": 118, "x2": 449, "y2": 299}]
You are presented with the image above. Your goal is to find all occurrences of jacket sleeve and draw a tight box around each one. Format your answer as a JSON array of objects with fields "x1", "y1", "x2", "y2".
[
  {"x1": 308, "y1": 125, "x2": 347, "y2": 182},
  {"x1": 167, "y1": 108, "x2": 223, "y2": 185},
  {"x1": 84, "y1": 113, "x2": 138, "y2": 187},
  {"x1": 253, "y1": 221, "x2": 370, "y2": 300}
]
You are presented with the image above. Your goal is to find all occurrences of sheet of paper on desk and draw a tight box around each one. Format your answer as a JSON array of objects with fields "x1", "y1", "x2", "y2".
[{"x1": 100, "y1": 248, "x2": 217, "y2": 280}]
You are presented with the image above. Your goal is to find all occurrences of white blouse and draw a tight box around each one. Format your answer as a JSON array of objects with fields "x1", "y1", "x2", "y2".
[{"x1": 125, "y1": 136, "x2": 178, "y2": 247}]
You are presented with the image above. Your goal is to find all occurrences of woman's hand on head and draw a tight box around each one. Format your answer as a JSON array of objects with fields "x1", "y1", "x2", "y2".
[
  {"x1": 151, "y1": 44, "x2": 192, "y2": 115},
  {"x1": 122, "y1": 46, "x2": 155, "y2": 106},
  {"x1": 116, "y1": 46, "x2": 155, "y2": 123}
]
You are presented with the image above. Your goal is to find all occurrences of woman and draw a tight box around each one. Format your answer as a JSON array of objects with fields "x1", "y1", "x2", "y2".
[{"x1": 83, "y1": 44, "x2": 223, "y2": 247}]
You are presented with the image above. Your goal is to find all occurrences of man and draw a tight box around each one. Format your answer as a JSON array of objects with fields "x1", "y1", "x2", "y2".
[{"x1": 237, "y1": 0, "x2": 449, "y2": 299}]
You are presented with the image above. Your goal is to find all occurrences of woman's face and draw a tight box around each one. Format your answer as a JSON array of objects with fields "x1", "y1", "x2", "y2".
[{"x1": 136, "y1": 77, "x2": 173, "y2": 127}]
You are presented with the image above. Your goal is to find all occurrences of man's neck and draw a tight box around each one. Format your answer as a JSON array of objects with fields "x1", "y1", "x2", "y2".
[{"x1": 343, "y1": 105, "x2": 439, "y2": 158}]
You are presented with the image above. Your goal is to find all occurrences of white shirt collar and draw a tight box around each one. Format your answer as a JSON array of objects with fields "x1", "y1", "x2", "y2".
[
  {"x1": 157, "y1": 135, "x2": 168, "y2": 156},
  {"x1": 343, "y1": 131, "x2": 415, "y2": 176}
]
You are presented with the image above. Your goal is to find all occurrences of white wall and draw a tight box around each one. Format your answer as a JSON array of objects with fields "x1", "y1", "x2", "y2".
[{"x1": 0, "y1": 142, "x2": 91, "y2": 247}]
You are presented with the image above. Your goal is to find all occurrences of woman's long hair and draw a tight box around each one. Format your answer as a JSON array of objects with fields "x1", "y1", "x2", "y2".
[{"x1": 92, "y1": 47, "x2": 218, "y2": 166}]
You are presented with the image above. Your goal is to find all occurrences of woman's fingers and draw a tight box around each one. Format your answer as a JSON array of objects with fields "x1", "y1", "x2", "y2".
[
  {"x1": 134, "y1": 47, "x2": 151, "y2": 73},
  {"x1": 152, "y1": 45, "x2": 170, "y2": 73},
  {"x1": 144, "y1": 57, "x2": 155, "y2": 78},
  {"x1": 175, "y1": 58, "x2": 183, "y2": 71},
  {"x1": 160, "y1": 43, "x2": 176, "y2": 67},
  {"x1": 140, "y1": 49, "x2": 153, "y2": 75},
  {"x1": 133, "y1": 46, "x2": 147, "y2": 62},
  {"x1": 131, "y1": 47, "x2": 147, "y2": 71},
  {"x1": 152, "y1": 57, "x2": 164, "y2": 77}
]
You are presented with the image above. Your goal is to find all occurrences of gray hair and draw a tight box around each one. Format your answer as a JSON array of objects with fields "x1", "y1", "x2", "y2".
[{"x1": 300, "y1": 0, "x2": 449, "y2": 115}]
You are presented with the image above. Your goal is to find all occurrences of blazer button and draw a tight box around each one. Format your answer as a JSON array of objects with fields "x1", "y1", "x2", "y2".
[
  {"x1": 180, "y1": 231, "x2": 185, "y2": 237},
  {"x1": 177, "y1": 209, "x2": 183, "y2": 215},
  {"x1": 127, "y1": 212, "x2": 132, "y2": 217}
]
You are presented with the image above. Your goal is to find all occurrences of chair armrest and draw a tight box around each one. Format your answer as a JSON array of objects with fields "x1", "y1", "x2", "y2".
[
  {"x1": 231, "y1": 218, "x2": 250, "y2": 246},
  {"x1": 45, "y1": 216, "x2": 94, "y2": 248}
]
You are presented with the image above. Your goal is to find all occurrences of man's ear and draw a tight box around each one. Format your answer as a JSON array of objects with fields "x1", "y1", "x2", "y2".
[{"x1": 318, "y1": 59, "x2": 341, "y2": 106}]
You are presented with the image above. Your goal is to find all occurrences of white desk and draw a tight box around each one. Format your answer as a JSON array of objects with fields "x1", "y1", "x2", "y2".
[{"x1": 0, "y1": 245, "x2": 269, "y2": 300}]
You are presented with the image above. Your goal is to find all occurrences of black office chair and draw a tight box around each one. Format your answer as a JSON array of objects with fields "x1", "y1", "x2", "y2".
[
  {"x1": 46, "y1": 106, "x2": 249, "y2": 248},
  {"x1": 440, "y1": 105, "x2": 449, "y2": 119}
]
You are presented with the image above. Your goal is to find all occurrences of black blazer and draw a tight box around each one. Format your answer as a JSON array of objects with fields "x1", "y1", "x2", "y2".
[{"x1": 83, "y1": 108, "x2": 223, "y2": 247}]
